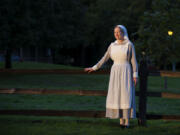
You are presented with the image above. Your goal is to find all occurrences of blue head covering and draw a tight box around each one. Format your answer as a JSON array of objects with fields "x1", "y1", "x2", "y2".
[{"x1": 117, "y1": 25, "x2": 129, "y2": 40}]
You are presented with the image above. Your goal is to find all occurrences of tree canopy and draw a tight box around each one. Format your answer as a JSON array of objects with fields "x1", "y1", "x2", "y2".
[
  {"x1": 0, "y1": 0, "x2": 180, "y2": 70},
  {"x1": 137, "y1": 0, "x2": 180, "y2": 70}
]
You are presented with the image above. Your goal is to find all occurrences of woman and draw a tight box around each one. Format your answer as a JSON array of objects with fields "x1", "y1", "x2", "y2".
[{"x1": 84, "y1": 25, "x2": 138, "y2": 128}]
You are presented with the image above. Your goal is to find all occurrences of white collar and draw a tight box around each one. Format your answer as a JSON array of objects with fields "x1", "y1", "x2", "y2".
[{"x1": 114, "y1": 39, "x2": 129, "y2": 45}]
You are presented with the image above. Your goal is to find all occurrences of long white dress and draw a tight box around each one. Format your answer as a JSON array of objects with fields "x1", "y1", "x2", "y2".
[{"x1": 92, "y1": 39, "x2": 138, "y2": 119}]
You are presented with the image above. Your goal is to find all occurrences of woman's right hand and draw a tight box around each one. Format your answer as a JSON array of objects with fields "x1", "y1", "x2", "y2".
[{"x1": 84, "y1": 67, "x2": 94, "y2": 73}]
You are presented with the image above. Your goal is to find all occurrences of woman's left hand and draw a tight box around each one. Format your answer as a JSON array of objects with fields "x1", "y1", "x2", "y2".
[{"x1": 133, "y1": 77, "x2": 138, "y2": 86}]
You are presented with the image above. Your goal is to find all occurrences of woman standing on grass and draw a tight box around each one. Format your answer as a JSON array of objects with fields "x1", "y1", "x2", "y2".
[{"x1": 84, "y1": 25, "x2": 138, "y2": 128}]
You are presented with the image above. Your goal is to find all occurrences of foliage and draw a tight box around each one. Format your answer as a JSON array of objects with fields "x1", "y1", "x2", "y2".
[
  {"x1": 137, "y1": 0, "x2": 180, "y2": 68},
  {"x1": 83, "y1": 0, "x2": 147, "y2": 48},
  {"x1": 0, "y1": 0, "x2": 84, "y2": 49},
  {"x1": 0, "y1": 0, "x2": 180, "y2": 69}
]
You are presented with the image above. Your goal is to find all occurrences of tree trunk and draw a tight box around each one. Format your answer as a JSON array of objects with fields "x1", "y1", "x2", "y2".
[
  {"x1": 20, "y1": 48, "x2": 24, "y2": 62},
  {"x1": 51, "y1": 48, "x2": 56, "y2": 64},
  {"x1": 172, "y1": 61, "x2": 176, "y2": 71},
  {"x1": 35, "y1": 47, "x2": 38, "y2": 62},
  {"x1": 80, "y1": 45, "x2": 86, "y2": 67},
  {"x1": 5, "y1": 48, "x2": 12, "y2": 69}
]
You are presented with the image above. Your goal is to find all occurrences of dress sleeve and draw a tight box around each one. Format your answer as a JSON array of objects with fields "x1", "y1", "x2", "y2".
[
  {"x1": 130, "y1": 43, "x2": 138, "y2": 78},
  {"x1": 92, "y1": 44, "x2": 111, "y2": 71}
]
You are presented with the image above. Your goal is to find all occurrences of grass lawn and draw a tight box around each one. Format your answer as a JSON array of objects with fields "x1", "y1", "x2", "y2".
[
  {"x1": 0, "y1": 94, "x2": 180, "y2": 115},
  {"x1": 0, "y1": 62, "x2": 180, "y2": 135},
  {"x1": 0, "y1": 61, "x2": 82, "y2": 69},
  {"x1": 0, "y1": 115, "x2": 180, "y2": 135},
  {"x1": 0, "y1": 74, "x2": 180, "y2": 93},
  {"x1": 0, "y1": 61, "x2": 180, "y2": 92}
]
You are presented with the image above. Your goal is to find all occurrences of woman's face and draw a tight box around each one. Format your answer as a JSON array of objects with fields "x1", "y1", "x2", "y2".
[{"x1": 114, "y1": 27, "x2": 124, "y2": 40}]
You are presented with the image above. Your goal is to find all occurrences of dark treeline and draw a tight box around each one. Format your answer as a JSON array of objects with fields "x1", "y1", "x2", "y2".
[{"x1": 0, "y1": 0, "x2": 180, "y2": 70}]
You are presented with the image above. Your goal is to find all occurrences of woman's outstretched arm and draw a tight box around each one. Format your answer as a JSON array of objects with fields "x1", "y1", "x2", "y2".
[{"x1": 84, "y1": 44, "x2": 112, "y2": 73}]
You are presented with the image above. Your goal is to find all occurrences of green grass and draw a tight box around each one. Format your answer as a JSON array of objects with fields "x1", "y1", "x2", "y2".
[
  {"x1": 0, "y1": 73, "x2": 180, "y2": 93},
  {"x1": 148, "y1": 76, "x2": 180, "y2": 93},
  {"x1": 0, "y1": 61, "x2": 82, "y2": 69},
  {"x1": 0, "y1": 62, "x2": 180, "y2": 134},
  {"x1": 0, "y1": 115, "x2": 180, "y2": 135},
  {"x1": 0, "y1": 61, "x2": 179, "y2": 93},
  {"x1": 0, "y1": 94, "x2": 106, "y2": 111},
  {"x1": 0, "y1": 74, "x2": 109, "y2": 90},
  {"x1": 0, "y1": 94, "x2": 179, "y2": 115}
]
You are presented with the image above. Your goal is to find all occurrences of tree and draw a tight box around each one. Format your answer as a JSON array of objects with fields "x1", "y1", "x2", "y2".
[
  {"x1": 81, "y1": 0, "x2": 150, "y2": 66},
  {"x1": 0, "y1": 0, "x2": 84, "y2": 68},
  {"x1": 137, "y1": 0, "x2": 180, "y2": 70}
]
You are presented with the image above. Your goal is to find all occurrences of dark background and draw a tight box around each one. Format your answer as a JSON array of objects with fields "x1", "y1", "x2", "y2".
[{"x1": 0, "y1": 0, "x2": 180, "y2": 71}]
